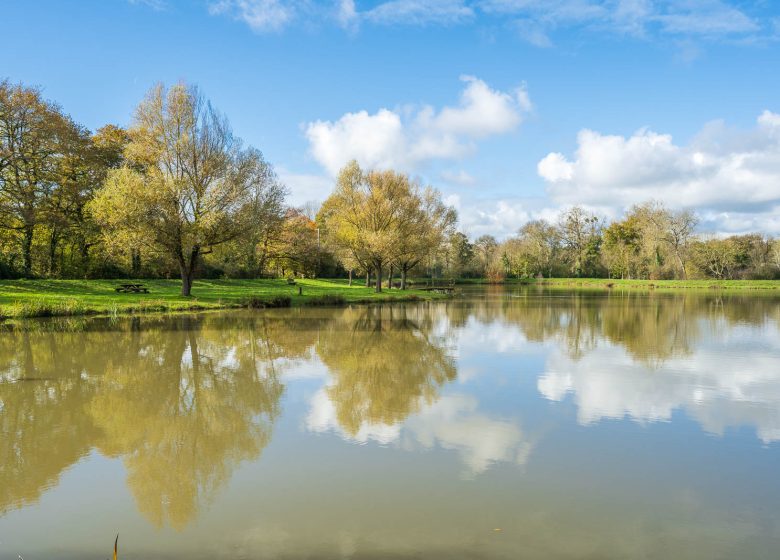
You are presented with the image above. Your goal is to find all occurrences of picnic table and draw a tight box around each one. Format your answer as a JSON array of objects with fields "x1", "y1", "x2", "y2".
[{"x1": 115, "y1": 283, "x2": 149, "y2": 293}]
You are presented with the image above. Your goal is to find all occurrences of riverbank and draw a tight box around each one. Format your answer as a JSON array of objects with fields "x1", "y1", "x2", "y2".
[
  {"x1": 452, "y1": 277, "x2": 780, "y2": 290},
  {"x1": 0, "y1": 278, "x2": 448, "y2": 319}
]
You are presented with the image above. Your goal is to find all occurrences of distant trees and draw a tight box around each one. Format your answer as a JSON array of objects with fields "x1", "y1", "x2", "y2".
[{"x1": 459, "y1": 202, "x2": 779, "y2": 282}]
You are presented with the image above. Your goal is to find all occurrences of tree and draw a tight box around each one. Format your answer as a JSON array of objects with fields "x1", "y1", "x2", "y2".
[
  {"x1": 446, "y1": 231, "x2": 474, "y2": 278},
  {"x1": 557, "y1": 207, "x2": 602, "y2": 277},
  {"x1": 393, "y1": 186, "x2": 456, "y2": 289},
  {"x1": 473, "y1": 234, "x2": 498, "y2": 276},
  {"x1": 0, "y1": 80, "x2": 76, "y2": 276},
  {"x1": 518, "y1": 220, "x2": 560, "y2": 278},
  {"x1": 691, "y1": 238, "x2": 737, "y2": 279},
  {"x1": 89, "y1": 83, "x2": 280, "y2": 295},
  {"x1": 320, "y1": 161, "x2": 423, "y2": 293},
  {"x1": 663, "y1": 209, "x2": 698, "y2": 279},
  {"x1": 268, "y1": 208, "x2": 320, "y2": 278},
  {"x1": 602, "y1": 217, "x2": 641, "y2": 279}
]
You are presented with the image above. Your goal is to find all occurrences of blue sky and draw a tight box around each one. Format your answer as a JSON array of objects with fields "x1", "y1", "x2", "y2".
[{"x1": 3, "y1": 0, "x2": 780, "y2": 237}]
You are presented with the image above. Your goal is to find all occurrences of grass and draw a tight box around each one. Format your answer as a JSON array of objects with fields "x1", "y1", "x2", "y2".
[
  {"x1": 519, "y1": 277, "x2": 780, "y2": 290},
  {"x1": 410, "y1": 276, "x2": 780, "y2": 290},
  {"x1": 0, "y1": 278, "x2": 447, "y2": 319}
]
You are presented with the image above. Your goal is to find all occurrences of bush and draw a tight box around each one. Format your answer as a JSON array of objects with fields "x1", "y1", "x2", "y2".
[
  {"x1": 305, "y1": 294, "x2": 346, "y2": 306},
  {"x1": 241, "y1": 295, "x2": 292, "y2": 308}
]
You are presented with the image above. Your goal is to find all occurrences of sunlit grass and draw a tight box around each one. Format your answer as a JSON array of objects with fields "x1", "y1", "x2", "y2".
[{"x1": 0, "y1": 278, "x2": 445, "y2": 319}]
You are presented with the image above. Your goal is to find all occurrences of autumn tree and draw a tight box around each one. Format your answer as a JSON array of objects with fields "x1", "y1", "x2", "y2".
[
  {"x1": 0, "y1": 80, "x2": 78, "y2": 276},
  {"x1": 393, "y1": 186, "x2": 456, "y2": 289},
  {"x1": 320, "y1": 161, "x2": 426, "y2": 292},
  {"x1": 89, "y1": 83, "x2": 280, "y2": 295}
]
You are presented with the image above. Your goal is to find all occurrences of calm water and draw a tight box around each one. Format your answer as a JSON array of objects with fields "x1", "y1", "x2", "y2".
[{"x1": 1, "y1": 287, "x2": 780, "y2": 559}]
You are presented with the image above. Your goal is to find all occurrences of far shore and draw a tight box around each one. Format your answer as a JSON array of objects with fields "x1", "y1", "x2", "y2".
[{"x1": 452, "y1": 277, "x2": 780, "y2": 290}]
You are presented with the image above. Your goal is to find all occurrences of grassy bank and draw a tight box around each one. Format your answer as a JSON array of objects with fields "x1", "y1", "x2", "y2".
[
  {"x1": 412, "y1": 276, "x2": 780, "y2": 289},
  {"x1": 0, "y1": 278, "x2": 447, "y2": 319},
  {"x1": 455, "y1": 277, "x2": 780, "y2": 290}
]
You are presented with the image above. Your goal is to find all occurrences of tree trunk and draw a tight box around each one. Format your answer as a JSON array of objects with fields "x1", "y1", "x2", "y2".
[
  {"x1": 48, "y1": 230, "x2": 59, "y2": 276},
  {"x1": 22, "y1": 225, "x2": 34, "y2": 277},
  {"x1": 131, "y1": 248, "x2": 142, "y2": 277},
  {"x1": 387, "y1": 265, "x2": 393, "y2": 289},
  {"x1": 375, "y1": 262, "x2": 382, "y2": 293},
  {"x1": 401, "y1": 266, "x2": 408, "y2": 290},
  {"x1": 348, "y1": 269, "x2": 353, "y2": 286},
  {"x1": 179, "y1": 246, "x2": 200, "y2": 297},
  {"x1": 365, "y1": 271, "x2": 370, "y2": 287}
]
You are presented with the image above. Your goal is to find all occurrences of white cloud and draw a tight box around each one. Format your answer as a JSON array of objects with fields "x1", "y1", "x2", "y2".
[
  {"x1": 277, "y1": 168, "x2": 335, "y2": 206},
  {"x1": 538, "y1": 111, "x2": 780, "y2": 233},
  {"x1": 202, "y1": 0, "x2": 770, "y2": 48},
  {"x1": 305, "y1": 76, "x2": 531, "y2": 176},
  {"x1": 364, "y1": 0, "x2": 474, "y2": 26},
  {"x1": 655, "y1": 2, "x2": 759, "y2": 36},
  {"x1": 208, "y1": 0, "x2": 295, "y2": 32},
  {"x1": 480, "y1": 0, "x2": 762, "y2": 46},
  {"x1": 337, "y1": 0, "x2": 359, "y2": 29},
  {"x1": 440, "y1": 169, "x2": 477, "y2": 186},
  {"x1": 128, "y1": 0, "x2": 166, "y2": 9},
  {"x1": 512, "y1": 18, "x2": 553, "y2": 47}
]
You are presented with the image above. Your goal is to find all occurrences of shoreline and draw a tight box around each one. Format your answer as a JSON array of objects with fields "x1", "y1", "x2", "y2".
[
  {"x1": 0, "y1": 278, "x2": 449, "y2": 320},
  {"x1": 451, "y1": 278, "x2": 780, "y2": 290}
]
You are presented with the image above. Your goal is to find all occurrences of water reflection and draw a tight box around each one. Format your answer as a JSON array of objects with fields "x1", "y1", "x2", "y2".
[
  {"x1": 0, "y1": 315, "x2": 296, "y2": 527},
  {"x1": 1, "y1": 289, "x2": 780, "y2": 538},
  {"x1": 311, "y1": 305, "x2": 456, "y2": 439}
]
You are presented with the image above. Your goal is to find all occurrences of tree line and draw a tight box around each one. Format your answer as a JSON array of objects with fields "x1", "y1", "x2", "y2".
[
  {"x1": 0, "y1": 79, "x2": 456, "y2": 294},
  {"x1": 456, "y1": 204, "x2": 780, "y2": 281},
  {"x1": 3, "y1": 78, "x2": 779, "y2": 295}
]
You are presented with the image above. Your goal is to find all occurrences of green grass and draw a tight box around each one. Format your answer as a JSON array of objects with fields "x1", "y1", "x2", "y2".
[
  {"x1": 0, "y1": 278, "x2": 447, "y2": 319},
  {"x1": 521, "y1": 277, "x2": 780, "y2": 290},
  {"x1": 413, "y1": 277, "x2": 780, "y2": 289}
]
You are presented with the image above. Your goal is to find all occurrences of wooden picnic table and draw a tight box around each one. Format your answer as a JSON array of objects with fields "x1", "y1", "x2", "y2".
[{"x1": 115, "y1": 283, "x2": 149, "y2": 293}]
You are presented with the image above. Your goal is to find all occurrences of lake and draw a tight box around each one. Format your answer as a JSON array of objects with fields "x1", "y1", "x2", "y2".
[{"x1": 1, "y1": 286, "x2": 779, "y2": 559}]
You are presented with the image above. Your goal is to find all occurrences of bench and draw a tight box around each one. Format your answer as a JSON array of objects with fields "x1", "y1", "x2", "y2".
[{"x1": 115, "y1": 283, "x2": 149, "y2": 294}]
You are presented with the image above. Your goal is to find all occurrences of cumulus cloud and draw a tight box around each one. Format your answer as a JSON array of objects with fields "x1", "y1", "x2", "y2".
[
  {"x1": 538, "y1": 111, "x2": 780, "y2": 233},
  {"x1": 305, "y1": 76, "x2": 531, "y2": 176}
]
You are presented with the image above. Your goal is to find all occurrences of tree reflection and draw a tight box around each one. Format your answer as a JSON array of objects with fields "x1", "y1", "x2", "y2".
[
  {"x1": 0, "y1": 313, "x2": 311, "y2": 528},
  {"x1": 0, "y1": 329, "x2": 103, "y2": 514},
  {"x1": 316, "y1": 305, "x2": 457, "y2": 436}
]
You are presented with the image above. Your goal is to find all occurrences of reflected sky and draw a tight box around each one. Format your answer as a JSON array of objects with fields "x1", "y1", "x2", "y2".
[{"x1": 1, "y1": 288, "x2": 780, "y2": 559}]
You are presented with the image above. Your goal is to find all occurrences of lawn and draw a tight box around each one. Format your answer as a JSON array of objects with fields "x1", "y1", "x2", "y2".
[
  {"x1": 521, "y1": 277, "x2": 780, "y2": 290},
  {"x1": 0, "y1": 278, "x2": 446, "y2": 319}
]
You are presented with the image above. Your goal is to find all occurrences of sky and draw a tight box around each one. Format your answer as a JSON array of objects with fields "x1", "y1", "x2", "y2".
[{"x1": 3, "y1": 0, "x2": 780, "y2": 238}]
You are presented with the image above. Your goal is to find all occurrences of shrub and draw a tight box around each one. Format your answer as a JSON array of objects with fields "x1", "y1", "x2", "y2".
[
  {"x1": 242, "y1": 295, "x2": 292, "y2": 308},
  {"x1": 305, "y1": 294, "x2": 346, "y2": 306}
]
